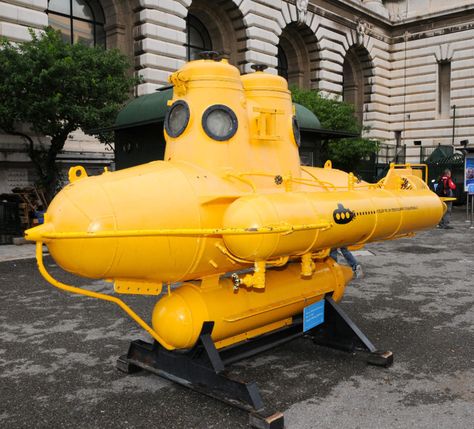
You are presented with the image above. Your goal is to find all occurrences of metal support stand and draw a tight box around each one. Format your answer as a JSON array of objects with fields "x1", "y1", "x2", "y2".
[
  {"x1": 466, "y1": 192, "x2": 470, "y2": 222},
  {"x1": 308, "y1": 297, "x2": 393, "y2": 367},
  {"x1": 470, "y1": 194, "x2": 474, "y2": 229},
  {"x1": 117, "y1": 296, "x2": 392, "y2": 428},
  {"x1": 117, "y1": 322, "x2": 284, "y2": 429}
]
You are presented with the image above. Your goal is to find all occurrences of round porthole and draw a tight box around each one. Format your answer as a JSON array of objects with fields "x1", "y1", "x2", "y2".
[
  {"x1": 292, "y1": 116, "x2": 301, "y2": 147},
  {"x1": 202, "y1": 105, "x2": 238, "y2": 141},
  {"x1": 165, "y1": 100, "x2": 190, "y2": 138}
]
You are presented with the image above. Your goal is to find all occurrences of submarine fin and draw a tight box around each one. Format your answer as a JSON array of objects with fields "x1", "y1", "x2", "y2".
[{"x1": 380, "y1": 167, "x2": 407, "y2": 190}]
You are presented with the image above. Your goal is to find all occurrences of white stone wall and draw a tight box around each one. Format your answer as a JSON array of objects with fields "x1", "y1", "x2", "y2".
[
  {"x1": 132, "y1": 0, "x2": 393, "y2": 142},
  {"x1": 270, "y1": 2, "x2": 392, "y2": 142},
  {"x1": 133, "y1": 0, "x2": 286, "y2": 93},
  {"x1": 390, "y1": 24, "x2": 474, "y2": 156},
  {"x1": 0, "y1": 0, "x2": 47, "y2": 41},
  {"x1": 134, "y1": 0, "x2": 189, "y2": 95},
  {"x1": 240, "y1": 0, "x2": 282, "y2": 73},
  {"x1": 385, "y1": 0, "x2": 474, "y2": 20}
]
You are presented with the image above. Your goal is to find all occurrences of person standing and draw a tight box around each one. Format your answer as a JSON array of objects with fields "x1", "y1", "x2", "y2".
[
  {"x1": 330, "y1": 247, "x2": 363, "y2": 278},
  {"x1": 437, "y1": 169, "x2": 456, "y2": 229}
]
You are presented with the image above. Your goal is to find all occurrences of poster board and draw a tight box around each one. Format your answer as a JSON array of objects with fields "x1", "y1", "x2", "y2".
[{"x1": 465, "y1": 154, "x2": 474, "y2": 192}]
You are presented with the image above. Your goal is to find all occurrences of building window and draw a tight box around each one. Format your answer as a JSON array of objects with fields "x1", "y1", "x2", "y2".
[
  {"x1": 343, "y1": 46, "x2": 373, "y2": 125},
  {"x1": 438, "y1": 61, "x2": 451, "y2": 118},
  {"x1": 276, "y1": 44, "x2": 288, "y2": 81},
  {"x1": 185, "y1": 14, "x2": 212, "y2": 61},
  {"x1": 47, "y1": 0, "x2": 106, "y2": 47}
]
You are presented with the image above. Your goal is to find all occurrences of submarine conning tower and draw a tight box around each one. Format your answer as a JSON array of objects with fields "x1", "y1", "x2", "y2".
[{"x1": 164, "y1": 55, "x2": 302, "y2": 185}]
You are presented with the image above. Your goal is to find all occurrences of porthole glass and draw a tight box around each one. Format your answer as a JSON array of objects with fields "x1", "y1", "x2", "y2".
[
  {"x1": 202, "y1": 105, "x2": 238, "y2": 141},
  {"x1": 165, "y1": 101, "x2": 190, "y2": 138},
  {"x1": 292, "y1": 116, "x2": 301, "y2": 147}
]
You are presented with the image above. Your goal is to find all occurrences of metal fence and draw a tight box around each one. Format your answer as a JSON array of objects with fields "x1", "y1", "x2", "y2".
[
  {"x1": 357, "y1": 144, "x2": 466, "y2": 204},
  {"x1": 357, "y1": 143, "x2": 407, "y2": 183}
]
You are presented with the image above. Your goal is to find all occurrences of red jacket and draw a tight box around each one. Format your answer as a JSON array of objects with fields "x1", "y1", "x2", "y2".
[{"x1": 441, "y1": 175, "x2": 456, "y2": 190}]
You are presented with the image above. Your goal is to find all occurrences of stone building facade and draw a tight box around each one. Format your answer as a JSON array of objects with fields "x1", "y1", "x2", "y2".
[{"x1": 1, "y1": 0, "x2": 474, "y2": 192}]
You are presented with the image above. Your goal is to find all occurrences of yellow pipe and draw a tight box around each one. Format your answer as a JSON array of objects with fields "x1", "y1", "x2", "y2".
[
  {"x1": 301, "y1": 253, "x2": 316, "y2": 276},
  {"x1": 35, "y1": 242, "x2": 175, "y2": 350},
  {"x1": 241, "y1": 261, "x2": 266, "y2": 289},
  {"x1": 239, "y1": 169, "x2": 338, "y2": 191},
  {"x1": 224, "y1": 172, "x2": 257, "y2": 192},
  {"x1": 29, "y1": 222, "x2": 332, "y2": 241},
  {"x1": 214, "y1": 242, "x2": 289, "y2": 267},
  {"x1": 300, "y1": 167, "x2": 334, "y2": 190},
  {"x1": 228, "y1": 169, "x2": 379, "y2": 192}
]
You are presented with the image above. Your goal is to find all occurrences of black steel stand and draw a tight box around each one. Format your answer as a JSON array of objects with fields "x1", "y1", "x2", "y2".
[
  {"x1": 308, "y1": 297, "x2": 393, "y2": 367},
  {"x1": 117, "y1": 296, "x2": 392, "y2": 428}
]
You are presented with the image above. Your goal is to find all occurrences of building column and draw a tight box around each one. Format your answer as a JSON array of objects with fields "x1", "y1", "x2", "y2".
[
  {"x1": 0, "y1": 0, "x2": 48, "y2": 41},
  {"x1": 134, "y1": 0, "x2": 189, "y2": 95},
  {"x1": 240, "y1": 0, "x2": 282, "y2": 74}
]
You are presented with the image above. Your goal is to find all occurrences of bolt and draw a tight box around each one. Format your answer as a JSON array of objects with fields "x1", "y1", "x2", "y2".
[{"x1": 231, "y1": 273, "x2": 241, "y2": 291}]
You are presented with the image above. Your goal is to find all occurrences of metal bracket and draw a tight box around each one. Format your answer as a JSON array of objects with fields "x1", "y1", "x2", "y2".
[
  {"x1": 308, "y1": 296, "x2": 394, "y2": 367},
  {"x1": 114, "y1": 279, "x2": 162, "y2": 295}
]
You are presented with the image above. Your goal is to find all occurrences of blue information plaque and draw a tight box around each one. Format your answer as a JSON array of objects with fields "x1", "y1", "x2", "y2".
[{"x1": 303, "y1": 300, "x2": 325, "y2": 332}]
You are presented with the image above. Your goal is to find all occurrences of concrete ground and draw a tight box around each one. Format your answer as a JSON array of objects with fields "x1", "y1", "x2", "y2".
[
  {"x1": 0, "y1": 207, "x2": 473, "y2": 428},
  {"x1": 0, "y1": 242, "x2": 36, "y2": 262}
]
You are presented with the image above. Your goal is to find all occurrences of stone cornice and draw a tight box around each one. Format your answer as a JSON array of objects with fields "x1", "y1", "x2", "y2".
[
  {"x1": 390, "y1": 5, "x2": 474, "y2": 37},
  {"x1": 390, "y1": 4, "x2": 474, "y2": 27},
  {"x1": 284, "y1": 0, "x2": 474, "y2": 43},
  {"x1": 285, "y1": 1, "x2": 474, "y2": 27}
]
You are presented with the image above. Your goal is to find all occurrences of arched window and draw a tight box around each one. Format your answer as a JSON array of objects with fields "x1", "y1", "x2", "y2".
[
  {"x1": 47, "y1": 0, "x2": 106, "y2": 47},
  {"x1": 277, "y1": 45, "x2": 288, "y2": 81},
  {"x1": 277, "y1": 24, "x2": 319, "y2": 89},
  {"x1": 185, "y1": 14, "x2": 212, "y2": 60},
  {"x1": 343, "y1": 46, "x2": 374, "y2": 124}
]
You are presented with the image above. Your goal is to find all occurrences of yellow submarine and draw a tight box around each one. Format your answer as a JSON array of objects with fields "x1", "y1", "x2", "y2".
[
  {"x1": 25, "y1": 54, "x2": 445, "y2": 422},
  {"x1": 25, "y1": 54, "x2": 444, "y2": 349}
]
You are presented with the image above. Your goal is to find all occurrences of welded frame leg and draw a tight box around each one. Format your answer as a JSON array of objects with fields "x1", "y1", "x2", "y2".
[
  {"x1": 116, "y1": 354, "x2": 141, "y2": 374},
  {"x1": 117, "y1": 322, "x2": 284, "y2": 429},
  {"x1": 308, "y1": 296, "x2": 393, "y2": 367}
]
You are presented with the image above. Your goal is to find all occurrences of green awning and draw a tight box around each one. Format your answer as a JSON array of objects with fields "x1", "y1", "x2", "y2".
[
  {"x1": 295, "y1": 104, "x2": 321, "y2": 131},
  {"x1": 113, "y1": 87, "x2": 173, "y2": 130},
  {"x1": 295, "y1": 103, "x2": 359, "y2": 140}
]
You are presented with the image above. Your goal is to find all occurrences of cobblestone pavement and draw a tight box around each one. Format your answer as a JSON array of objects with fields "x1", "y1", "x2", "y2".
[{"x1": 0, "y1": 208, "x2": 473, "y2": 428}]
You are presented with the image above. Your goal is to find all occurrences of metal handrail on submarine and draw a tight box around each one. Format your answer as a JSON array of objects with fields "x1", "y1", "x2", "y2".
[{"x1": 25, "y1": 55, "x2": 446, "y2": 426}]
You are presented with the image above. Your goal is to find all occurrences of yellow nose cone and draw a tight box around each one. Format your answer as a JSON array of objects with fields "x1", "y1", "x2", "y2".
[
  {"x1": 25, "y1": 177, "x2": 116, "y2": 278},
  {"x1": 152, "y1": 285, "x2": 209, "y2": 349},
  {"x1": 24, "y1": 223, "x2": 53, "y2": 242},
  {"x1": 152, "y1": 293, "x2": 195, "y2": 349}
]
